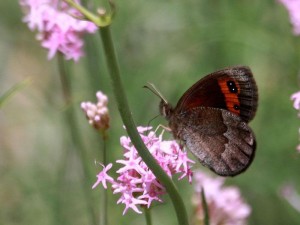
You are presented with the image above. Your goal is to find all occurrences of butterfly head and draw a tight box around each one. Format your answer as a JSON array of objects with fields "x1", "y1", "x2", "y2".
[
  {"x1": 144, "y1": 83, "x2": 174, "y2": 120},
  {"x1": 159, "y1": 100, "x2": 173, "y2": 120}
]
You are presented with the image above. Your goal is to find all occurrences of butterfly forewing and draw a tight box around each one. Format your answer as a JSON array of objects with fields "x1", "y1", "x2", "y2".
[{"x1": 175, "y1": 66, "x2": 258, "y2": 123}]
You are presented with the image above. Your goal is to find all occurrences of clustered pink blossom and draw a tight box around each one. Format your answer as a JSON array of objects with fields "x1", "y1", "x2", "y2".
[
  {"x1": 20, "y1": 0, "x2": 97, "y2": 61},
  {"x1": 81, "y1": 91, "x2": 110, "y2": 131},
  {"x1": 279, "y1": 0, "x2": 300, "y2": 35},
  {"x1": 281, "y1": 1, "x2": 300, "y2": 152},
  {"x1": 291, "y1": 91, "x2": 300, "y2": 110},
  {"x1": 297, "y1": 142, "x2": 300, "y2": 153},
  {"x1": 290, "y1": 91, "x2": 300, "y2": 152},
  {"x1": 192, "y1": 170, "x2": 251, "y2": 225},
  {"x1": 92, "y1": 126, "x2": 194, "y2": 215}
]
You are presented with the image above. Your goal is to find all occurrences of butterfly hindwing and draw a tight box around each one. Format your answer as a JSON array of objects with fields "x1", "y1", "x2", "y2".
[{"x1": 173, "y1": 107, "x2": 256, "y2": 176}]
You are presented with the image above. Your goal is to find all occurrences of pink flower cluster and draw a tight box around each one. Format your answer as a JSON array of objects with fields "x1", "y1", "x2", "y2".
[
  {"x1": 291, "y1": 91, "x2": 300, "y2": 110},
  {"x1": 81, "y1": 91, "x2": 110, "y2": 131},
  {"x1": 92, "y1": 126, "x2": 194, "y2": 215},
  {"x1": 192, "y1": 171, "x2": 251, "y2": 225},
  {"x1": 20, "y1": 0, "x2": 97, "y2": 61},
  {"x1": 279, "y1": 0, "x2": 300, "y2": 35},
  {"x1": 290, "y1": 91, "x2": 300, "y2": 152}
]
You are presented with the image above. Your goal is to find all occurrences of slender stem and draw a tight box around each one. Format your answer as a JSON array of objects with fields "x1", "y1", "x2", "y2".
[
  {"x1": 98, "y1": 26, "x2": 189, "y2": 225},
  {"x1": 201, "y1": 187, "x2": 210, "y2": 225},
  {"x1": 0, "y1": 78, "x2": 31, "y2": 108},
  {"x1": 54, "y1": 137, "x2": 69, "y2": 225},
  {"x1": 100, "y1": 132, "x2": 108, "y2": 225},
  {"x1": 57, "y1": 54, "x2": 97, "y2": 225},
  {"x1": 144, "y1": 207, "x2": 152, "y2": 225}
]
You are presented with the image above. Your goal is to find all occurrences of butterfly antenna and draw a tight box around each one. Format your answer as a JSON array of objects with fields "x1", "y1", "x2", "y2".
[
  {"x1": 143, "y1": 82, "x2": 168, "y2": 104},
  {"x1": 145, "y1": 114, "x2": 160, "y2": 136}
]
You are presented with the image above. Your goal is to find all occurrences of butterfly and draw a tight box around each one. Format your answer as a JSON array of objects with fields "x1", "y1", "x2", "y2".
[{"x1": 147, "y1": 66, "x2": 258, "y2": 176}]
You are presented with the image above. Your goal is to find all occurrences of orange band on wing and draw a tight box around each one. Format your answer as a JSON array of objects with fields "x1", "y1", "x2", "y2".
[{"x1": 217, "y1": 78, "x2": 241, "y2": 115}]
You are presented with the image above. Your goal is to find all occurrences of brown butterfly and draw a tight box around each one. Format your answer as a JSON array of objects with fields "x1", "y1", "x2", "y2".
[{"x1": 147, "y1": 66, "x2": 258, "y2": 176}]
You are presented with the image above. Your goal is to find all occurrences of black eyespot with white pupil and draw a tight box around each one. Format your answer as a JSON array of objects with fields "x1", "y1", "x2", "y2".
[
  {"x1": 226, "y1": 80, "x2": 238, "y2": 93},
  {"x1": 234, "y1": 104, "x2": 240, "y2": 110}
]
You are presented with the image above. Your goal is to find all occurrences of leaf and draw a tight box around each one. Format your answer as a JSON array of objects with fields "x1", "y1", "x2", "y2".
[{"x1": 0, "y1": 78, "x2": 31, "y2": 108}]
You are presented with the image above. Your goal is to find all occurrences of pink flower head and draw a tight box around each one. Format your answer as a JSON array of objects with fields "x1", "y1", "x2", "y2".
[
  {"x1": 92, "y1": 126, "x2": 194, "y2": 215},
  {"x1": 291, "y1": 91, "x2": 300, "y2": 110},
  {"x1": 297, "y1": 143, "x2": 300, "y2": 153},
  {"x1": 20, "y1": 0, "x2": 97, "y2": 61},
  {"x1": 81, "y1": 91, "x2": 110, "y2": 131},
  {"x1": 192, "y1": 170, "x2": 251, "y2": 225},
  {"x1": 279, "y1": 0, "x2": 300, "y2": 35}
]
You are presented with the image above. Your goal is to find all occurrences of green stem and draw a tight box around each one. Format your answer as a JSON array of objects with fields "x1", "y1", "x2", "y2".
[
  {"x1": 0, "y1": 78, "x2": 31, "y2": 108},
  {"x1": 57, "y1": 54, "x2": 98, "y2": 225},
  {"x1": 100, "y1": 133, "x2": 108, "y2": 225},
  {"x1": 64, "y1": 0, "x2": 112, "y2": 26},
  {"x1": 98, "y1": 26, "x2": 189, "y2": 225},
  {"x1": 201, "y1": 187, "x2": 210, "y2": 225},
  {"x1": 144, "y1": 207, "x2": 152, "y2": 225},
  {"x1": 54, "y1": 139, "x2": 70, "y2": 225}
]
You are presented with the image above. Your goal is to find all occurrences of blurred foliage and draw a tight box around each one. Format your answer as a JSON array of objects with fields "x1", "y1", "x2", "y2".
[{"x1": 1, "y1": 0, "x2": 300, "y2": 224}]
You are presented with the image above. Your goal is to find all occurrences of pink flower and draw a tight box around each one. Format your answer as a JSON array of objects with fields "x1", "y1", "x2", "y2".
[
  {"x1": 20, "y1": 0, "x2": 97, "y2": 61},
  {"x1": 192, "y1": 170, "x2": 251, "y2": 225},
  {"x1": 291, "y1": 91, "x2": 300, "y2": 110},
  {"x1": 278, "y1": 0, "x2": 300, "y2": 35},
  {"x1": 92, "y1": 163, "x2": 114, "y2": 189},
  {"x1": 297, "y1": 143, "x2": 300, "y2": 153},
  {"x1": 81, "y1": 91, "x2": 110, "y2": 131},
  {"x1": 92, "y1": 126, "x2": 194, "y2": 215},
  {"x1": 290, "y1": 92, "x2": 300, "y2": 152}
]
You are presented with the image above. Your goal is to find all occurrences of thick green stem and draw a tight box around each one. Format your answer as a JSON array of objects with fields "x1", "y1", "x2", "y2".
[
  {"x1": 98, "y1": 26, "x2": 189, "y2": 225},
  {"x1": 144, "y1": 207, "x2": 152, "y2": 225}
]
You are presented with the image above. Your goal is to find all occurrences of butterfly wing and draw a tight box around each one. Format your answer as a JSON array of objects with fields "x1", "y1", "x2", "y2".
[
  {"x1": 175, "y1": 66, "x2": 258, "y2": 123},
  {"x1": 172, "y1": 107, "x2": 256, "y2": 176}
]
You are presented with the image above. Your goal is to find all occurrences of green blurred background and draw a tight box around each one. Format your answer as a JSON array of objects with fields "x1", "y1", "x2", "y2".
[{"x1": 1, "y1": 0, "x2": 300, "y2": 224}]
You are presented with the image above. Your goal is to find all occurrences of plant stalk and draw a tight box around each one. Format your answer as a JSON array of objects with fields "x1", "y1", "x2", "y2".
[{"x1": 98, "y1": 26, "x2": 189, "y2": 225}]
